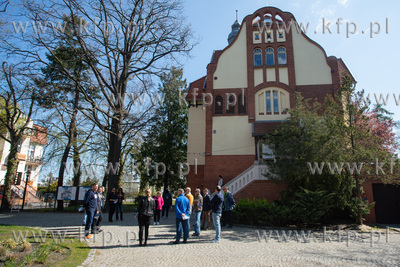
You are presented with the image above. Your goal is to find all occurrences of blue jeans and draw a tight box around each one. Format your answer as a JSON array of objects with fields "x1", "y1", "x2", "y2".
[
  {"x1": 85, "y1": 209, "x2": 95, "y2": 236},
  {"x1": 116, "y1": 203, "x2": 123, "y2": 220},
  {"x1": 194, "y1": 211, "x2": 202, "y2": 234},
  {"x1": 186, "y1": 214, "x2": 191, "y2": 237},
  {"x1": 212, "y1": 212, "x2": 221, "y2": 241},
  {"x1": 175, "y1": 217, "x2": 189, "y2": 243}
]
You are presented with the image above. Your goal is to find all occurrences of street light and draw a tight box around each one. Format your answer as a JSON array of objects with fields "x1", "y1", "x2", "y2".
[{"x1": 21, "y1": 169, "x2": 31, "y2": 210}]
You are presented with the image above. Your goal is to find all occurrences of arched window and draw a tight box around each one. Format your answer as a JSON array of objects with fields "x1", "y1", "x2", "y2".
[
  {"x1": 238, "y1": 94, "x2": 246, "y2": 114},
  {"x1": 256, "y1": 88, "x2": 290, "y2": 119},
  {"x1": 215, "y1": 95, "x2": 223, "y2": 114},
  {"x1": 226, "y1": 94, "x2": 235, "y2": 114},
  {"x1": 266, "y1": 48, "x2": 274, "y2": 66},
  {"x1": 266, "y1": 90, "x2": 283, "y2": 114},
  {"x1": 278, "y1": 47, "x2": 287, "y2": 65},
  {"x1": 264, "y1": 13, "x2": 273, "y2": 25},
  {"x1": 254, "y1": 48, "x2": 262, "y2": 66}
]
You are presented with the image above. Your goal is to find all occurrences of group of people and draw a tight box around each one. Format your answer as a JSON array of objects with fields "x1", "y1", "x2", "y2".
[
  {"x1": 135, "y1": 182, "x2": 235, "y2": 246},
  {"x1": 82, "y1": 183, "x2": 106, "y2": 239},
  {"x1": 107, "y1": 187, "x2": 125, "y2": 222},
  {"x1": 82, "y1": 177, "x2": 235, "y2": 244},
  {"x1": 83, "y1": 184, "x2": 126, "y2": 239}
]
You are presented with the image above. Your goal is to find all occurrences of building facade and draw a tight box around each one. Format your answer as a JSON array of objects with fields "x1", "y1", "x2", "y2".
[
  {"x1": 185, "y1": 7, "x2": 353, "y2": 201},
  {"x1": 0, "y1": 121, "x2": 47, "y2": 189}
]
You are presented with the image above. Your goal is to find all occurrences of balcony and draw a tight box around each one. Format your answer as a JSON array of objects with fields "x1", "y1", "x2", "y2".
[
  {"x1": 26, "y1": 155, "x2": 44, "y2": 165},
  {"x1": 16, "y1": 153, "x2": 26, "y2": 161}
]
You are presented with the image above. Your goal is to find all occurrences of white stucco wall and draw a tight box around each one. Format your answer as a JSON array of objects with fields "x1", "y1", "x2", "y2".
[
  {"x1": 212, "y1": 116, "x2": 254, "y2": 155},
  {"x1": 213, "y1": 21, "x2": 248, "y2": 89},
  {"x1": 291, "y1": 27, "x2": 332, "y2": 85},
  {"x1": 187, "y1": 107, "x2": 206, "y2": 165}
]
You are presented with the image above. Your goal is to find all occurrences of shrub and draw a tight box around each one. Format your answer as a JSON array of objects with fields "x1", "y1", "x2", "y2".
[
  {"x1": 232, "y1": 188, "x2": 338, "y2": 227},
  {"x1": 34, "y1": 244, "x2": 49, "y2": 264},
  {"x1": 0, "y1": 245, "x2": 7, "y2": 256},
  {"x1": 19, "y1": 242, "x2": 31, "y2": 252},
  {"x1": 23, "y1": 252, "x2": 35, "y2": 265},
  {"x1": 232, "y1": 198, "x2": 295, "y2": 227},
  {"x1": 2, "y1": 239, "x2": 18, "y2": 249},
  {"x1": 290, "y1": 188, "x2": 335, "y2": 225}
]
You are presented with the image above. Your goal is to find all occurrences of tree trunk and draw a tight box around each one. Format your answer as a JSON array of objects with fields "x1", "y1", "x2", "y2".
[
  {"x1": 72, "y1": 130, "x2": 81, "y2": 187},
  {"x1": 103, "y1": 115, "x2": 123, "y2": 210},
  {"x1": 163, "y1": 175, "x2": 169, "y2": 192},
  {"x1": 354, "y1": 173, "x2": 363, "y2": 225},
  {"x1": 57, "y1": 88, "x2": 79, "y2": 211},
  {"x1": 1, "y1": 144, "x2": 19, "y2": 210},
  {"x1": 70, "y1": 133, "x2": 81, "y2": 206}
]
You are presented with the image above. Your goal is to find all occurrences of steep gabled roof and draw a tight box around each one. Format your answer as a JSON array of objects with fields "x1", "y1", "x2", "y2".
[{"x1": 186, "y1": 76, "x2": 206, "y2": 101}]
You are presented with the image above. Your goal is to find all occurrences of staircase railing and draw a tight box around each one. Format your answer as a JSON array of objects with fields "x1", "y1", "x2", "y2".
[
  {"x1": 224, "y1": 163, "x2": 269, "y2": 195},
  {"x1": 27, "y1": 184, "x2": 44, "y2": 201}
]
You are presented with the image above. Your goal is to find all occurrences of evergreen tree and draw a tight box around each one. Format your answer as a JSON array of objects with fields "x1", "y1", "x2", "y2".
[
  {"x1": 136, "y1": 67, "x2": 188, "y2": 192},
  {"x1": 34, "y1": 15, "x2": 97, "y2": 210}
]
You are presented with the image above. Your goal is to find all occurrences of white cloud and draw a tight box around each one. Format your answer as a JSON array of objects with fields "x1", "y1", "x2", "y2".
[{"x1": 338, "y1": 0, "x2": 349, "y2": 7}]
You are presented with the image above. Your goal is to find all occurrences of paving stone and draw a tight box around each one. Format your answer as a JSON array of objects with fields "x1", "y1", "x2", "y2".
[{"x1": 1, "y1": 212, "x2": 399, "y2": 266}]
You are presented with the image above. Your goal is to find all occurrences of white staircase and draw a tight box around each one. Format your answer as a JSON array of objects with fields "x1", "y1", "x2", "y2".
[{"x1": 224, "y1": 163, "x2": 270, "y2": 195}]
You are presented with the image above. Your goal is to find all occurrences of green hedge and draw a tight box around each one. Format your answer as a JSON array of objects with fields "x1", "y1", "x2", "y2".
[
  {"x1": 232, "y1": 189, "x2": 336, "y2": 227},
  {"x1": 232, "y1": 198, "x2": 294, "y2": 227}
]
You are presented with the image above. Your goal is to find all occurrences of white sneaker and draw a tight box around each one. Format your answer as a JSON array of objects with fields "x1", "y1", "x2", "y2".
[
  {"x1": 157, "y1": 222, "x2": 160, "y2": 225},
  {"x1": 211, "y1": 239, "x2": 220, "y2": 243},
  {"x1": 153, "y1": 222, "x2": 156, "y2": 225}
]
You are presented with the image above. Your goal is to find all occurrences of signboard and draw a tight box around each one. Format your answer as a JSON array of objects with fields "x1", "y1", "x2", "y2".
[
  {"x1": 57, "y1": 186, "x2": 77, "y2": 200},
  {"x1": 78, "y1": 187, "x2": 91, "y2": 201}
]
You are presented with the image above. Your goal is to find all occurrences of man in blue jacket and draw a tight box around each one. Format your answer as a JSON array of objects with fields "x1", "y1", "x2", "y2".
[
  {"x1": 210, "y1": 185, "x2": 224, "y2": 243},
  {"x1": 84, "y1": 183, "x2": 98, "y2": 239},
  {"x1": 222, "y1": 186, "x2": 235, "y2": 228},
  {"x1": 172, "y1": 188, "x2": 191, "y2": 244}
]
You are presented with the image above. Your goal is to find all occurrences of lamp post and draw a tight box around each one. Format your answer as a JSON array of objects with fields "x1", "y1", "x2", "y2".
[{"x1": 21, "y1": 169, "x2": 31, "y2": 210}]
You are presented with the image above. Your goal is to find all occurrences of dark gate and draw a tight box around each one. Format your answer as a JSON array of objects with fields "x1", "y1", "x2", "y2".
[{"x1": 372, "y1": 183, "x2": 400, "y2": 224}]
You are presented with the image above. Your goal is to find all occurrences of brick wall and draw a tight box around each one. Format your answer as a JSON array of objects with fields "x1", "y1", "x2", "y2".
[
  {"x1": 234, "y1": 180, "x2": 286, "y2": 202},
  {"x1": 203, "y1": 155, "x2": 255, "y2": 190},
  {"x1": 186, "y1": 165, "x2": 204, "y2": 190}
]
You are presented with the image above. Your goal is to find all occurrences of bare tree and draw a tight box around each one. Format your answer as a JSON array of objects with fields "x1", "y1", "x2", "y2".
[
  {"x1": 2, "y1": 0, "x2": 195, "y2": 195},
  {"x1": 0, "y1": 62, "x2": 37, "y2": 210},
  {"x1": 0, "y1": 0, "x2": 9, "y2": 12}
]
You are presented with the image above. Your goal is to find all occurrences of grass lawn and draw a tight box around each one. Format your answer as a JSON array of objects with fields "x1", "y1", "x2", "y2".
[{"x1": 0, "y1": 225, "x2": 90, "y2": 266}]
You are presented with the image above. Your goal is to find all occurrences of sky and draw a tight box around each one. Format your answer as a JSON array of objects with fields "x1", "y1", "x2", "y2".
[{"x1": 180, "y1": 0, "x2": 400, "y2": 121}]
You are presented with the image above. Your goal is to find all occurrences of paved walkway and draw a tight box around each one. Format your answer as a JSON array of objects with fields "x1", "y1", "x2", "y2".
[{"x1": 1, "y1": 212, "x2": 400, "y2": 266}]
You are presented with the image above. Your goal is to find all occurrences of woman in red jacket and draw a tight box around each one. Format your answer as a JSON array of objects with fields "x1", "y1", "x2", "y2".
[{"x1": 153, "y1": 191, "x2": 164, "y2": 225}]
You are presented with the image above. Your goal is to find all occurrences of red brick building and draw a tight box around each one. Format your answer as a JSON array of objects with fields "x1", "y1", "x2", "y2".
[{"x1": 185, "y1": 6, "x2": 360, "y2": 214}]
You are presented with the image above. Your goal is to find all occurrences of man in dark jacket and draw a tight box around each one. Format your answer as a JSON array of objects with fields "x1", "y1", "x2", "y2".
[
  {"x1": 135, "y1": 188, "x2": 156, "y2": 246},
  {"x1": 84, "y1": 183, "x2": 98, "y2": 239},
  {"x1": 91, "y1": 186, "x2": 104, "y2": 234},
  {"x1": 210, "y1": 186, "x2": 223, "y2": 243},
  {"x1": 222, "y1": 186, "x2": 235, "y2": 228},
  {"x1": 162, "y1": 189, "x2": 172, "y2": 218},
  {"x1": 201, "y1": 188, "x2": 212, "y2": 230},
  {"x1": 107, "y1": 188, "x2": 118, "y2": 222}
]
